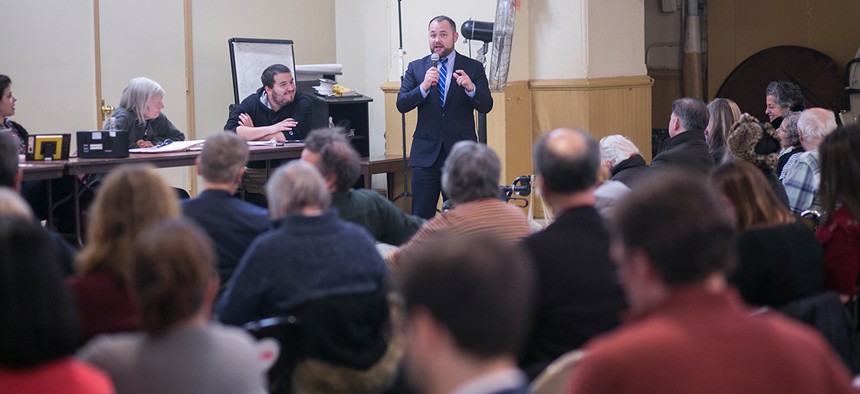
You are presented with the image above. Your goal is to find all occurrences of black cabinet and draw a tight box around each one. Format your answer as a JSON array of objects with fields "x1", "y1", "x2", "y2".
[{"x1": 305, "y1": 92, "x2": 373, "y2": 157}]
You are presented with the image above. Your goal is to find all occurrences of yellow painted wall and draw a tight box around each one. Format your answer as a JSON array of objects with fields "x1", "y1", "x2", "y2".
[{"x1": 708, "y1": 0, "x2": 860, "y2": 97}]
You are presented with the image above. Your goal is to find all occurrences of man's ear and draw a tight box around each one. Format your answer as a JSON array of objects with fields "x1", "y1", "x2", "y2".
[
  {"x1": 15, "y1": 168, "x2": 22, "y2": 192},
  {"x1": 629, "y1": 248, "x2": 660, "y2": 283},
  {"x1": 408, "y1": 308, "x2": 446, "y2": 354},
  {"x1": 195, "y1": 157, "x2": 202, "y2": 176},
  {"x1": 234, "y1": 166, "x2": 245, "y2": 185},
  {"x1": 324, "y1": 173, "x2": 337, "y2": 193}
]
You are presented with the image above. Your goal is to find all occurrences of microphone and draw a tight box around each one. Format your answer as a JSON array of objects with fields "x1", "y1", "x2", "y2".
[{"x1": 430, "y1": 53, "x2": 440, "y2": 86}]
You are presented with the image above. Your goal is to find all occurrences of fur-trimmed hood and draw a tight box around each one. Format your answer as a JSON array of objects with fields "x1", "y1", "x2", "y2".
[
  {"x1": 727, "y1": 113, "x2": 781, "y2": 170},
  {"x1": 290, "y1": 292, "x2": 405, "y2": 394}
]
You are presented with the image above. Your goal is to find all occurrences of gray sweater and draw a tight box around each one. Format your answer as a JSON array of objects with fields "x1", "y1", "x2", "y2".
[{"x1": 78, "y1": 323, "x2": 266, "y2": 394}]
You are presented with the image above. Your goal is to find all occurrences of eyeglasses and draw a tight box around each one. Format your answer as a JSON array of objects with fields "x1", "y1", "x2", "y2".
[{"x1": 155, "y1": 139, "x2": 173, "y2": 148}]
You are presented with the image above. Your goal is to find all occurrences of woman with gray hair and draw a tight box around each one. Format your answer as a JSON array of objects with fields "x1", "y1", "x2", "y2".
[
  {"x1": 218, "y1": 161, "x2": 400, "y2": 393},
  {"x1": 218, "y1": 160, "x2": 387, "y2": 325},
  {"x1": 775, "y1": 112, "x2": 804, "y2": 181},
  {"x1": 105, "y1": 77, "x2": 185, "y2": 148},
  {"x1": 765, "y1": 80, "x2": 805, "y2": 128}
]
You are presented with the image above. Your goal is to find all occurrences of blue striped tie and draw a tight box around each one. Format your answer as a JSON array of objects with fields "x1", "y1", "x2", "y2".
[{"x1": 438, "y1": 57, "x2": 448, "y2": 107}]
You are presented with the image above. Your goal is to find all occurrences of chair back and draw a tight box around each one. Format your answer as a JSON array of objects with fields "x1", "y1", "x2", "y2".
[
  {"x1": 243, "y1": 315, "x2": 302, "y2": 394},
  {"x1": 528, "y1": 349, "x2": 586, "y2": 394}
]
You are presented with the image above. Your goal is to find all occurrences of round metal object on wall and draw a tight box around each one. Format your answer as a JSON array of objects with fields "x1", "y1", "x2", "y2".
[{"x1": 715, "y1": 45, "x2": 845, "y2": 122}]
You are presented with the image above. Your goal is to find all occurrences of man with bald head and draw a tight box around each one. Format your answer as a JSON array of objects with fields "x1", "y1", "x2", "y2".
[
  {"x1": 783, "y1": 108, "x2": 838, "y2": 215},
  {"x1": 517, "y1": 128, "x2": 626, "y2": 379}
]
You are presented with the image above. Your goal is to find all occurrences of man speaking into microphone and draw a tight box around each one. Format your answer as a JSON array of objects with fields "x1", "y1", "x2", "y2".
[{"x1": 397, "y1": 15, "x2": 493, "y2": 219}]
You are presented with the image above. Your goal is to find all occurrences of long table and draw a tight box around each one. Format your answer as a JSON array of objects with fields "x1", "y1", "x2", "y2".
[{"x1": 20, "y1": 143, "x2": 305, "y2": 245}]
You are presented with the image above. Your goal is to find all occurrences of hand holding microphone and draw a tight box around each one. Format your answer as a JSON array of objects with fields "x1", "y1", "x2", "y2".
[{"x1": 422, "y1": 53, "x2": 440, "y2": 91}]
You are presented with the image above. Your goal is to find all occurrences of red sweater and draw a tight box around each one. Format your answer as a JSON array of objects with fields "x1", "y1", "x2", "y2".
[
  {"x1": 0, "y1": 357, "x2": 114, "y2": 393},
  {"x1": 569, "y1": 288, "x2": 855, "y2": 393},
  {"x1": 67, "y1": 271, "x2": 139, "y2": 343},
  {"x1": 818, "y1": 206, "x2": 860, "y2": 296}
]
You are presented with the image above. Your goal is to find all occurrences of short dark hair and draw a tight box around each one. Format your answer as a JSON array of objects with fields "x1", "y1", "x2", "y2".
[
  {"x1": 442, "y1": 141, "x2": 501, "y2": 203},
  {"x1": 132, "y1": 218, "x2": 217, "y2": 336},
  {"x1": 0, "y1": 132, "x2": 18, "y2": 188},
  {"x1": 0, "y1": 216, "x2": 80, "y2": 368},
  {"x1": 672, "y1": 97, "x2": 709, "y2": 132},
  {"x1": 429, "y1": 15, "x2": 457, "y2": 33},
  {"x1": 400, "y1": 234, "x2": 534, "y2": 359},
  {"x1": 261, "y1": 64, "x2": 292, "y2": 89},
  {"x1": 0, "y1": 74, "x2": 11, "y2": 96},
  {"x1": 610, "y1": 172, "x2": 734, "y2": 287},
  {"x1": 533, "y1": 129, "x2": 600, "y2": 194},
  {"x1": 304, "y1": 128, "x2": 361, "y2": 192},
  {"x1": 766, "y1": 80, "x2": 805, "y2": 112}
]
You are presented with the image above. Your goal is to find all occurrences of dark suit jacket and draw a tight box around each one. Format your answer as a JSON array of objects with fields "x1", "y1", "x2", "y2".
[
  {"x1": 519, "y1": 206, "x2": 626, "y2": 379},
  {"x1": 181, "y1": 190, "x2": 271, "y2": 286},
  {"x1": 396, "y1": 52, "x2": 493, "y2": 167},
  {"x1": 650, "y1": 129, "x2": 714, "y2": 175}
]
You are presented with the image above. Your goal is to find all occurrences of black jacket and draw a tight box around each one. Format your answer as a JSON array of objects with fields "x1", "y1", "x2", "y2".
[{"x1": 650, "y1": 129, "x2": 714, "y2": 175}]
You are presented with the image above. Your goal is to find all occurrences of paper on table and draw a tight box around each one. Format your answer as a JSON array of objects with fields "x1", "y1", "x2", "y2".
[
  {"x1": 247, "y1": 140, "x2": 277, "y2": 146},
  {"x1": 129, "y1": 140, "x2": 204, "y2": 153}
]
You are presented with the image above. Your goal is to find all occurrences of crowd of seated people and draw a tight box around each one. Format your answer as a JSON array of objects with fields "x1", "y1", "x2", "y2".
[{"x1": 5, "y1": 70, "x2": 860, "y2": 393}]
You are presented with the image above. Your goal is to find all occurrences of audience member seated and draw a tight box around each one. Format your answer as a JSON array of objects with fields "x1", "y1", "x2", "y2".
[
  {"x1": 181, "y1": 132, "x2": 270, "y2": 291},
  {"x1": 518, "y1": 128, "x2": 626, "y2": 380},
  {"x1": 783, "y1": 108, "x2": 837, "y2": 215},
  {"x1": 386, "y1": 141, "x2": 531, "y2": 272},
  {"x1": 0, "y1": 217, "x2": 113, "y2": 393},
  {"x1": 79, "y1": 219, "x2": 267, "y2": 393},
  {"x1": 106, "y1": 77, "x2": 185, "y2": 149},
  {"x1": 301, "y1": 127, "x2": 424, "y2": 245},
  {"x1": 568, "y1": 173, "x2": 855, "y2": 393},
  {"x1": 67, "y1": 164, "x2": 181, "y2": 343},
  {"x1": 709, "y1": 161, "x2": 823, "y2": 307},
  {"x1": 816, "y1": 125, "x2": 860, "y2": 299},
  {"x1": 776, "y1": 112, "x2": 804, "y2": 180},
  {"x1": 218, "y1": 161, "x2": 400, "y2": 393},
  {"x1": 599, "y1": 134, "x2": 651, "y2": 191},
  {"x1": 765, "y1": 80, "x2": 805, "y2": 128},
  {"x1": 726, "y1": 113, "x2": 789, "y2": 207},
  {"x1": 0, "y1": 133, "x2": 76, "y2": 275},
  {"x1": 705, "y1": 98, "x2": 741, "y2": 164},
  {"x1": 224, "y1": 63, "x2": 312, "y2": 207},
  {"x1": 650, "y1": 97, "x2": 714, "y2": 175},
  {"x1": 218, "y1": 160, "x2": 388, "y2": 324},
  {"x1": 400, "y1": 234, "x2": 534, "y2": 394}
]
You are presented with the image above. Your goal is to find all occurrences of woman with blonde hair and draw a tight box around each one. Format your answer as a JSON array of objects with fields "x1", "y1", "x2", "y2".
[
  {"x1": 709, "y1": 161, "x2": 823, "y2": 307},
  {"x1": 67, "y1": 164, "x2": 180, "y2": 342},
  {"x1": 80, "y1": 219, "x2": 266, "y2": 393},
  {"x1": 705, "y1": 98, "x2": 741, "y2": 164}
]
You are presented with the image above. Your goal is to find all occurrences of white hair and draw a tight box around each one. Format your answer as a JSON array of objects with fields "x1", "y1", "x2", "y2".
[
  {"x1": 599, "y1": 135, "x2": 640, "y2": 167},
  {"x1": 119, "y1": 77, "x2": 164, "y2": 124},
  {"x1": 797, "y1": 108, "x2": 837, "y2": 141}
]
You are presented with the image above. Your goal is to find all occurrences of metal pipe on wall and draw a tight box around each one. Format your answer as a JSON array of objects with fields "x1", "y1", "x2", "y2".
[{"x1": 682, "y1": 0, "x2": 704, "y2": 99}]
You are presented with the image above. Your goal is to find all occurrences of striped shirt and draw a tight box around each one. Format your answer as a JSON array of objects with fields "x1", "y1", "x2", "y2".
[{"x1": 386, "y1": 198, "x2": 531, "y2": 272}]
